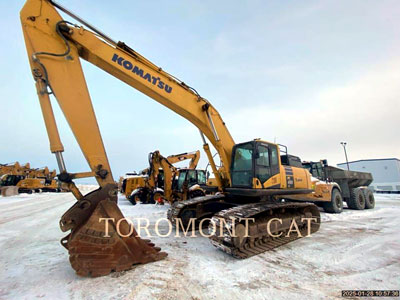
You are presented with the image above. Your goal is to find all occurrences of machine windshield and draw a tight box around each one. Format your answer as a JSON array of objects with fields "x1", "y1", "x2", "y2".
[
  {"x1": 233, "y1": 144, "x2": 253, "y2": 171},
  {"x1": 231, "y1": 143, "x2": 254, "y2": 186}
]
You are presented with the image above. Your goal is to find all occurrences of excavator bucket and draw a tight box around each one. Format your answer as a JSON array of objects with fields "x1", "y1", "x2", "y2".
[{"x1": 60, "y1": 184, "x2": 167, "y2": 277}]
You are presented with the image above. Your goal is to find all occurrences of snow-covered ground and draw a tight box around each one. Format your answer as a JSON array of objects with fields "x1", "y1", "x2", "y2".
[{"x1": 0, "y1": 190, "x2": 399, "y2": 300}]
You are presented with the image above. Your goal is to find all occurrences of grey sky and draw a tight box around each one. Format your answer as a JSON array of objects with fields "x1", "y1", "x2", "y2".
[{"x1": 1, "y1": 0, "x2": 399, "y2": 182}]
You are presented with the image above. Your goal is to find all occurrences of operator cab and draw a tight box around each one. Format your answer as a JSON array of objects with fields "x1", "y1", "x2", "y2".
[
  {"x1": 302, "y1": 160, "x2": 328, "y2": 180},
  {"x1": 174, "y1": 169, "x2": 207, "y2": 191},
  {"x1": 230, "y1": 140, "x2": 280, "y2": 188},
  {"x1": 0, "y1": 174, "x2": 25, "y2": 186}
]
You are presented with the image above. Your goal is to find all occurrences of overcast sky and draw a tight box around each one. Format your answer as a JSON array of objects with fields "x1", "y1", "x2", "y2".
[{"x1": 1, "y1": 0, "x2": 399, "y2": 183}]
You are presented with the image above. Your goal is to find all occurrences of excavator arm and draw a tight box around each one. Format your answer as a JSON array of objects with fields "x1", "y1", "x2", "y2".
[
  {"x1": 166, "y1": 150, "x2": 201, "y2": 170},
  {"x1": 21, "y1": 0, "x2": 234, "y2": 194},
  {"x1": 147, "y1": 151, "x2": 176, "y2": 202},
  {"x1": 20, "y1": 0, "x2": 235, "y2": 277}
]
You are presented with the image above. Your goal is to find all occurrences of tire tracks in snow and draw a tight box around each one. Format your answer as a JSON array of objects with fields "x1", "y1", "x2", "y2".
[{"x1": 0, "y1": 194, "x2": 73, "y2": 225}]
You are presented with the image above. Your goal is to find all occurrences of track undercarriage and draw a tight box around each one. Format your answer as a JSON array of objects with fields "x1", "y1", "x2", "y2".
[{"x1": 167, "y1": 194, "x2": 321, "y2": 258}]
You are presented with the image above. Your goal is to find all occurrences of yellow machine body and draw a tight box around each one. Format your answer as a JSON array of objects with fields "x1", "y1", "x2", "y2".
[
  {"x1": 123, "y1": 175, "x2": 147, "y2": 199},
  {"x1": 16, "y1": 177, "x2": 59, "y2": 192},
  {"x1": 19, "y1": 0, "x2": 332, "y2": 277},
  {"x1": 124, "y1": 150, "x2": 204, "y2": 204}
]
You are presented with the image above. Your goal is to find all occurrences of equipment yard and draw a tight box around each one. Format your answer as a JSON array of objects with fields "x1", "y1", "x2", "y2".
[{"x1": 1, "y1": 188, "x2": 399, "y2": 300}]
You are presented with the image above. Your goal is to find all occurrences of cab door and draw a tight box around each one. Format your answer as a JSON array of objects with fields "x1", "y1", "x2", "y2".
[{"x1": 255, "y1": 143, "x2": 280, "y2": 186}]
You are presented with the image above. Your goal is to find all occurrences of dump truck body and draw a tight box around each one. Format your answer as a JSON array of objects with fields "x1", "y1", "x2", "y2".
[{"x1": 302, "y1": 160, "x2": 373, "y2": 200}]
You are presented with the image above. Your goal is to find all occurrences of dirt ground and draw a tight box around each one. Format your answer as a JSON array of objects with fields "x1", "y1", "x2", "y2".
[{"x1": 0, "y1": 189, "x2": 399, "y2": 300}]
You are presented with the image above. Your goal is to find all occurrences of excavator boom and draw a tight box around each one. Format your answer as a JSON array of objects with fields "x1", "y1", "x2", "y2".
[
  {"x1": 21, "y1": 0, "x2": 234, "y2": 191},
  {"x1": 21, "y1": 0, "x2": 171, "y2": 276}
]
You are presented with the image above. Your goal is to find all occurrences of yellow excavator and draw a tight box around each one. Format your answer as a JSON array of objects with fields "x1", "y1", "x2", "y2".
[
  {"x1": 123, "y1": 150, "x2": 206, "y2": 204},
  {"x1": 1, "y1": 164, "x2": 60, "y2": 195},
  {"x1": 17, "y1": 167, "x2": 60, "y2": 194},
  {"x1": 0, "y1": 162, "x2": 31, "y2": 196},
  {"x1": 20, "y1": 0, "x2": 340, "y2": 277}
]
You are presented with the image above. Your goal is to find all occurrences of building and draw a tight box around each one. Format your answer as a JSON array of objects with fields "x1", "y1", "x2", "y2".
[{"x1": 337, "y1": 158, "x2": 400, "y2": 192}]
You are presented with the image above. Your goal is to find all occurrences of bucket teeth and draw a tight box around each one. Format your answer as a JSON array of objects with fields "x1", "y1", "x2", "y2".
[{"x1": 61, "y1": 187, "x2": 167, "y2": 277}]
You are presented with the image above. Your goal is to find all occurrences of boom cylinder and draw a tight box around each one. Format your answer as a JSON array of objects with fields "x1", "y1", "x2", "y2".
[
  {"x1": 199, "y1": 131, "x2": 223, "y2": 191},
  {"x1": 35, "y1": 81, "x2": 64, "y2": 154}
]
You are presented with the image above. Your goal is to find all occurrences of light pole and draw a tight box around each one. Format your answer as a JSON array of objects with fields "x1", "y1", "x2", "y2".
[{"x1": 340, "y1": 142, "x2": 350, "y2": 170}]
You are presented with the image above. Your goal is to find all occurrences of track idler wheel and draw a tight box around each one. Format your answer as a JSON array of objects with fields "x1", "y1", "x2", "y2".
[{"x1": 60, "y1": 184, "x2": 167, "y2": 277}]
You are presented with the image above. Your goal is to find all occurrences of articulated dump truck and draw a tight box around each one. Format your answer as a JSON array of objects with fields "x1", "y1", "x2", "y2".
[{"x1": 302, "y1": 160, "x2": 374, "y2": 211}]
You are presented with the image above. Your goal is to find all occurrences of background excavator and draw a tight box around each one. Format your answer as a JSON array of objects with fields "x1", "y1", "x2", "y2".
[
  {"x1": 17, "y1": 167, "x2": 60, "y2": 194},
  {"x1": 1, "y1": 163, "x2": 60, "y2": 196},
  {"x1": 0, "y1": 162, "x2": 31, "y2": 196},
  {"x1": 122, "y1": 150, "x2": 205, "y2": 204},
  {"x1": 21, "y1": 0, "x2": 339, "y2": 277},
  {"x1": 0, "y1": 162, "x2": 30, "y2": 176}
]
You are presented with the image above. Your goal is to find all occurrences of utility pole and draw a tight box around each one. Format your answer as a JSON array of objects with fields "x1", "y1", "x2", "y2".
[{"x1": 340, "y1": 142, "x2": 350, "y2": 171}]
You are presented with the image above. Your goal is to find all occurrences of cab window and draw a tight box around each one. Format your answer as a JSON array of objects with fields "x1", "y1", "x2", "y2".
[
  {"x1": 197, "y1": 171, "x2": 206, "y2": 185},
  {"x1": 187, "y1": 170, "x2": 197, "y2": 185},
  {"x1": 256, "y1": 145, "x2": 270, "y2": 166},
  {"x1": 270, "y1": 146, "x2": 278, "y2": 166},
  {"x1": 177, "y1": 172, "x2": 186, "y2": 190},
  {"x1": 256, "y1": 145, "x2": 271, "y2": 183}
]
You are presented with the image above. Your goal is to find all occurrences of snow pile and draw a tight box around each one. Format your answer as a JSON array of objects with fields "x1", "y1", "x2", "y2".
[
  {"x1": 0, "y1": 193, "x2": 399, "y2": 299},
  {"x1": 75, "y1": 184, "x2": 99, "y2": 194}
]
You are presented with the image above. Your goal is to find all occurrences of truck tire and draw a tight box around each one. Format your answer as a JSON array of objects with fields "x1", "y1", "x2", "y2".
[
  {"x1": 128, "y1": 190, "x2": 143, "y2": 205},
  {"x1": 132, "y1": 188, "x2": 150, "y2": 204},
  {"x1": 347, "y1": 188, "x2": 365, "y2": 210},
  {"x1": 127, "y1": 196, "x2": 137, "y2": 205},
  {"x1": 323, "y1": 188, "x2": 343, "y2": 213},
  {"x1": 363, "y1": 189, "x2": 375, "y2": 209}
]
